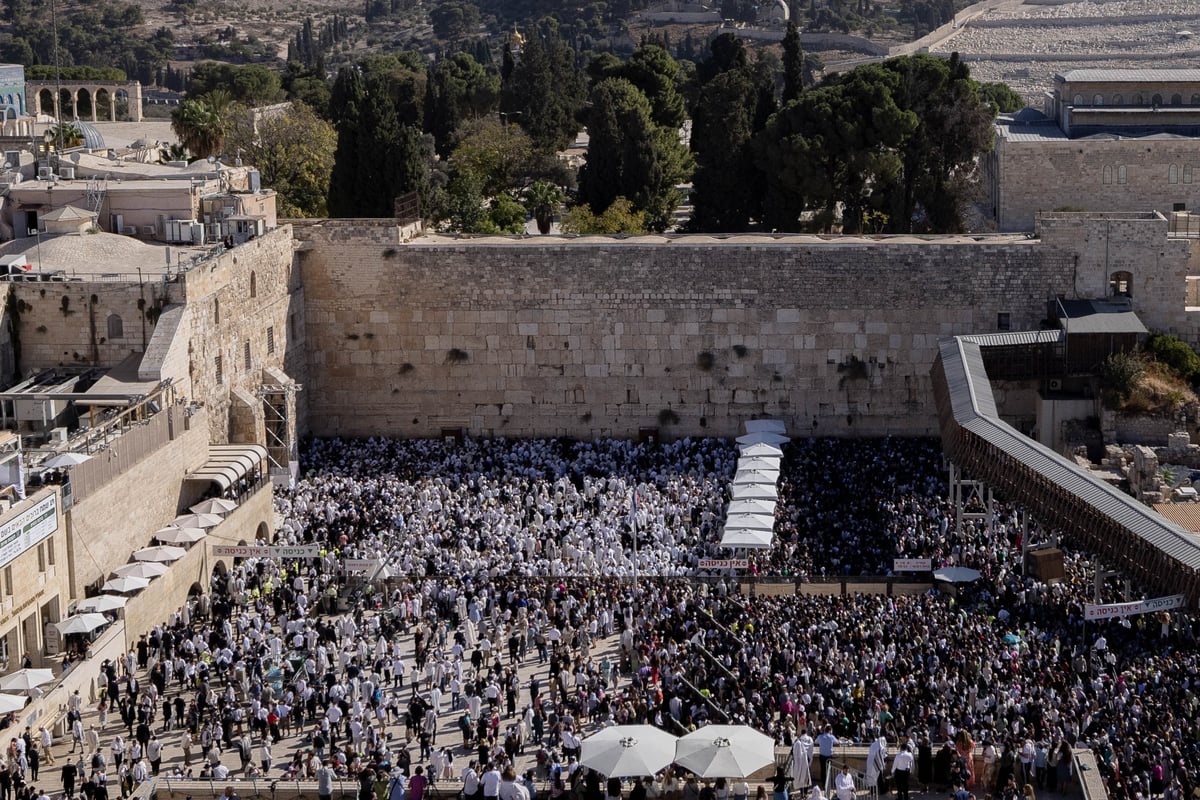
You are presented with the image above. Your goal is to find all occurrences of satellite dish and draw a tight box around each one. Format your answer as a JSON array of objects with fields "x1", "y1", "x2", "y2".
[
  {"x1": 206, "y1": 155, "x2": 216, "y2": 164},
  {"x1": 70, "y1": 153, "x2": 80, "y2": 163}
]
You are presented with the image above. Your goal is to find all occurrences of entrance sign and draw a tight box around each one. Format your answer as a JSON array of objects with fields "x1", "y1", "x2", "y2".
[
  {"x1": 894, "y1": 558, "x2": 933, "y2": 572},
  {"x1": 1084, "y1": 594, "x2": 1185, "y2": 620},
  {"x1": 699, "y1": 558, "x2": 749, "y2": 569},
  {"x1": 212, "y1": 545, "x2": 320, "y2": 558}
]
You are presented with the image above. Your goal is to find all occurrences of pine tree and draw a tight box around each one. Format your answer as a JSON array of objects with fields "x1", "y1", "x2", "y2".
[{"x1": 782, "y1": 20, "x2": 804, "y2": 103}]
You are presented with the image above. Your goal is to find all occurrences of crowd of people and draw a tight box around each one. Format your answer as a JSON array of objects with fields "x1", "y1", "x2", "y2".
[{"x1": 0, "y1": 435, "x2": 1194, "y2": 800}]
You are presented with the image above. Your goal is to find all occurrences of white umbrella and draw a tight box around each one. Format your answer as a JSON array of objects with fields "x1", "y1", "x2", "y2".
[
  {"x1": 739, "y1": 443, "x2": 783, "y2": 458},
  {"x1": 744, "y1": 419, "x2": 787, "y2": 434},
  {"x1": 738, "y1": 457, "x2": 782, "y2": 472},
  {"x1": 581, "y1": 725, "x2": 679, "y2": 777},
  {"x1": 719, "y1": 530, "x2": 773, "y2": 549},
  {"x1": 0, "y1": 668, "x2": 55, "y2": 692},
  {"x1": 75, "y1": 595, "x2": 128, "y2": 613},
  {"x1": 730, "y1": 484, "x2": 778, "y2": 501},
  {"x1": 154, "y1": 526, "x2": 207, "y2": 544},
  {"x1": 172, "y1": 513, "x2": 224, "y2": 529},
  {"x1": 0, "y1": 694, "x2": 26, "y2": 713},
  {"x1": 41, "y1": 452, "x2": 91, "y2": 469},
  {"x1": 101, "y1": 576, "x2": 151, "y2": 593},
  {"x1": 727, "y1": 500, "x2": 777, "y2": 516},
  {"x1": 132, "y1": 545, "x2": 186, "y2": 563},
  {"x1": 732, "y1": 470, "x2": 780, "y2": 486},
  {"x1": 55, "y1": 614, "x2": 111, "y2": 635},
  {"x1": 674, "y1": 725, "x2": 777, "y2": 778},
  {"x1": 113, "y1": 561, "x2": 168, "y2": 579},
  {"x1": 933, "y1": 566, "x2": 982, "y2": 583},
  {"x1": 724, "y1": 514, "x2": 776, "y2": 530},
  {"x1": 736, "y1": 432, "x2": 790, "y2": 446},
  {"x1": 189, "y1": 498, "x2": 238, "y2": 515}
]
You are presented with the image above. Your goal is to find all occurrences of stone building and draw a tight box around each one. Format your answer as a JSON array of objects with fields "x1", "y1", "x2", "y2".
[{"x1": 985, "y1": 69, "x2": 1200, "y2": 231}]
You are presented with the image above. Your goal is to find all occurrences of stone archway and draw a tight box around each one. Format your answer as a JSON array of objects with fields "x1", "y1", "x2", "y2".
[
  {"x1": 114, "y1": 89, "x2": 130, "y2": 122},
  {"x1": 58, "y1": 88, "x2": 75, "y2": 120},
  {"x1": 95, "y1": 88, "x2": 112, "y2": 122},
  {"x1": 256, "y1": 521, "x2": 273, "y2": 544},
  {"x1": 76, "y1": 87, "x2": 93, "y2": 121},
  {"x1": 37, "y1": 88, "x2": 54, "y2": 118}
]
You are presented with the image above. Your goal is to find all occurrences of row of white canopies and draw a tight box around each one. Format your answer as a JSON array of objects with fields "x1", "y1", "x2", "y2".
[
  {"x1": 46, "y1": 498, "x2": 240, "y2": 641},
  {"x1": 719, "y1": 420, "x2": 789, "y2": 550},
  {"x1": 581, "y1": 724, "x2": 776, "y2": 779}
]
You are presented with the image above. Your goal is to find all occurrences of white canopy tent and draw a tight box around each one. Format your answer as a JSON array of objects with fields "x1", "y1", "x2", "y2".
[
  {"x1": 724, "y1": 513, "x2": 776, "y2": 530},
  {"x1": 719, "y1": 530, "x2": 773, "y2": 549},
  {"x1": 731, "y1": 483, "x2": 778, "y2": 500},
  {"x1": 736, "y1": 432, "x2": 790, "y2": 446},
  {"x1": 726, "y1": 499, "x2": 777, "y2": 516},
  {"x1": 738, "y1": 456, "x2": 782, "y2": 471},
  {"x1": 732, "y1": 470, "x2": 780, "y2": 486},
  {"x1": 739, "y1": 442, "x2": 783, "y2": 458}
]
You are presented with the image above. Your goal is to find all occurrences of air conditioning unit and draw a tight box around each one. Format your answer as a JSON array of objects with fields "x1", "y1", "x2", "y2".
[
  {"x1": 1048, "y1": 379, "x2": 1063, "y2": 392},
  {"x1": 141, "y1": 225, "x2": 157, "y2": 236},
  {"x1": 49, "y1": 427, "x2": 69, "y2": 444},
  {"x1": 122, "y1": 227, "x2": 137, "y2": 236},
  {"x1": 37, "y1": 166, "x2": 52, "y2": 180},
  {"x1": 59, "y1": 166, "x2": 75, "y2": 180}
]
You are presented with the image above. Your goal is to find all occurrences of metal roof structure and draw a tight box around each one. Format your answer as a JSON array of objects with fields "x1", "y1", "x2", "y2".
[
  {"x1": 1056, "y1": 299, "x2": 1149, "y2": 335},
  {"x1": 1057, "y1": 69, "x2": 1200, "y2": 83},
  {"x1": 933, "y1": 334, "x2": 1200, "y2": 604}
]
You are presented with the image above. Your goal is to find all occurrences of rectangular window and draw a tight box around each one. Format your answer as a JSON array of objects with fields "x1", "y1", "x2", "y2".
[
  {"x1": 266, "y1": 326, "x2": 275, "y2": 356},
  {"x1": 37, "y1": 543, "x2": 45, "y2": 572},
  {"x1": 244, "y1": 341, "x2": 251, "y2": 372},
  {"x1": 1118, "y1": 165, "x2": 1128, "y2": 185},
  {"x1": 47, "y1": 538, "x2": 54, "y2": 566},
  {"x1": 997, "y1": 313, "x2": 1011, "y2": 331},
  {"x1": 1186, "y1": 166, "x2": 1194, "y2": 185},
  {"x1": 4, "y1": 566, "x2": 11, "y2": 595},
  {"x1": 215, "y1": 355, "x2": 223, "y2": 385}
]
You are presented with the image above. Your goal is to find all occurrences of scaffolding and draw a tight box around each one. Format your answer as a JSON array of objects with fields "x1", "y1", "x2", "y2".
[
  {"x1": 257, "y1": 381, "x2": 299, "y2": 486},
  {"x1": 948, "y1": 461, "x2": 994, "y2": 535}
]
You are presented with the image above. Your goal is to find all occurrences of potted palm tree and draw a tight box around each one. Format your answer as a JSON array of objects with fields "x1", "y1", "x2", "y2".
[{"x1": 523, "y1": 180, "x2": 563, "y2": 235}]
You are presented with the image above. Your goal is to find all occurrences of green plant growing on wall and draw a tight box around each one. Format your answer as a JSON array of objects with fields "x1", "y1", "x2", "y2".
[
  {"x1": 658, "y1": 408, "x2": 680, "y2": 425},
  {"x1": 446, "y1": 348, "x2": 469, "y2": 363},
  {"x1": 696, "y1": 351, "x2": 715, "y2": 371},
  {"x1": 837, "y1": 354, "x2": 869, "y2": 387}
]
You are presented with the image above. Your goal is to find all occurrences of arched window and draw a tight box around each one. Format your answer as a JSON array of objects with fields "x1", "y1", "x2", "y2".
[
  {"x1": 1093, "y1": 94, "x2": 1103, "y2": 106},
  {"x1": 1102, "y1": 165, "x2": 1113, "y2": 185},
  {"x1": 1117, "y1": 165, "x2": 1128, "y2": 184},
  {"x1": 1152, "y1": 93, "x2": 1164, "y2": 107},
  {"x1": 1185, "y1": 165, "x2": 1194, "y2": 184},
  {"x1": 1170, "y1": 164, "x2": 1180, "y2": 184},
  {"x1": 249, "y1": 271, "x2": 257, "y2": 298},
  {"x1": 1192, "y1": 94, "x2": 1200, "y2": 106},
  {"x1": 1072, "y1": 94, "x2": 1084, "y2": 106},
  {"x1": 1133, "y1": 93, "x2": 1144, "y2": 105},
  {"x1": 214, "y1": 297, "x2": 220, "y2": 324},
  {"x1": 1110, "y1": 271, "x2": 1133, "y2": 298},
  {"x1": 1172, "y1": 93, "x2": 1183, "y2": 106},
  {"x1": 1112, "y1": 94, "x2": 1123, "y2": 105},
  {"x1": 106, "y1": 314, "x2": 123, "y2": 339}
]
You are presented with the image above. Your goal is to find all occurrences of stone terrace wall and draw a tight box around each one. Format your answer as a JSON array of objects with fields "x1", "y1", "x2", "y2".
[{"x1": 297, "y1": 233, "x2": 1077, "y2": 439}]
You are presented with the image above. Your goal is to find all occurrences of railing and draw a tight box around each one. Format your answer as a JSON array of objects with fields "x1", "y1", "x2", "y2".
[
  {"x1": 1167, "y1": 213, "x2": 1200, "y2": 238},
  {"x1": 824, "y1": 760, "x2": 877, "y2": 800}
]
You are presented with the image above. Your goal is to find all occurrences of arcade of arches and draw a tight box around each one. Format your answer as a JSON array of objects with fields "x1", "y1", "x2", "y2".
[{"x1": 27, "y1": 80, "x2": 143, "y2": 123}]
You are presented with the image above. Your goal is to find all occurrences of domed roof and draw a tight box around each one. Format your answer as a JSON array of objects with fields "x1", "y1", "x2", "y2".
[{"x1": 76, "y1": 121, "x2": 105, "y2": 151}]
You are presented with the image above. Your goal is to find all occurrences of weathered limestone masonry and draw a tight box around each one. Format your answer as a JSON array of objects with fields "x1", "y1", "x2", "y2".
[{"x1": 297, "y1": 229, "x2": 1083, "y2": 439}]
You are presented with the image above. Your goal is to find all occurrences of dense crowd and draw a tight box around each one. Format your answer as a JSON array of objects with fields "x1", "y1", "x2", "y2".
[{"x1": 0, "y1": 435, "x2": 1195, "y2": 800}]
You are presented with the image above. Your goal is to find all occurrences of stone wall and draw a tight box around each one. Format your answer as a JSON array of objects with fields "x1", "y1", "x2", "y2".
[
  {"x1": 1037, "y1": 211, "x2": 1200, "y2": 339},
  {"x1": 993, "y1": 137, "x2": 1200, "y2": 232},
  {"x1": 297, "y1": 230, "x2": 1081, "y2": 439},
  {"x1": 66, "y1": 407, "x2": 209, "y2": 598}
]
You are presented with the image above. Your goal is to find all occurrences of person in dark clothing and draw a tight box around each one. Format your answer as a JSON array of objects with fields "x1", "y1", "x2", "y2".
[
  {"x1": 917, "y1": 737, "x2": 934, "y2": 791},
  {"x1": 61, "y1": 761, "x2": 78, "y2": 799},
  {"x1": 934, "y1": 741, "x2": 955, "y2": 790}
]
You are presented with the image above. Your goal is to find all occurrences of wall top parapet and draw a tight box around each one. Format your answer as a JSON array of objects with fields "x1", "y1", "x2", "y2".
[{"x1": 27, "y1": 79, "x2": 141, "y2": 88}]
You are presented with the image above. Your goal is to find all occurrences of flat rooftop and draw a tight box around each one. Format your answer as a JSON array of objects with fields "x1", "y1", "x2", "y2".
[
  {"x1": 409, "y1": 232, "x2": 1035, "y2": 246},
  {"x1": 0, "y1": 232, "x2": 209, "y2": 277}
]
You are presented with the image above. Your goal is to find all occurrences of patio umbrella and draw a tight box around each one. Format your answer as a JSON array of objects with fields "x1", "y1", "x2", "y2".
[
  {"x1": 744, "y1": 419, "x2": 787, "y2": 435},
  {"x1": 581, "y1": 725, "x2": 679, "y2": 778},
  {"x1": 674, "y1": 725, "x2": 777, "y2": 778},
  {"x1": 719, "y1": 530, "x2": 773, "y2": 549},
  {"x1": 189, "y1": 498, "x2": 238, "y2": 515},
  {"x1": 41, "y1": 452, "x2": 91, "y2": 469},
  {"x1": 0, "y1": 668, "x2": 55, "y2": 692},
  {"x1": 724, "y1": 514, "x2": 776, "y2": 531},
  {"x1": 933, "y1": 566, "x2": 982, "y2": 584},
  {"x1": 113, "y1": 561, "x2": 168, "y2": 579},
  {"x1": 732, "y1": 470, "x2": 780, "y2": 486},
  {"x1": 736, "y1": 432, "x2": 790, "y2": 447},
  {"x1": 172, "y1": 513, "x2": 224, "y2": 529},
  {"x1": 55, "y1": 614, "x2": 110, "y2": 635},
  {"x1": 727, "y1": 500, "x2": 777, "y2": 516},
  {"x1": 0, "y1": 694, "x2": 26, "y2": 713},
  {"x1": 739, "y1": 443, "x2": 783, "y2": 458},
  {"x1": 101, "y1": 576, "x2": 151, "y2": 594},
  {"x1": 132, "y1": 545, "x2": 186, "y2": 563},
  {"x1": 75, "y1": 595, "x2": 128, "y2": 613},
  {"x1": 730, "y1": 484, "x2": 778, "y2": 501},
  {"x1": 154, "y1": 526, "x2": 207, "y2": 544}
]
